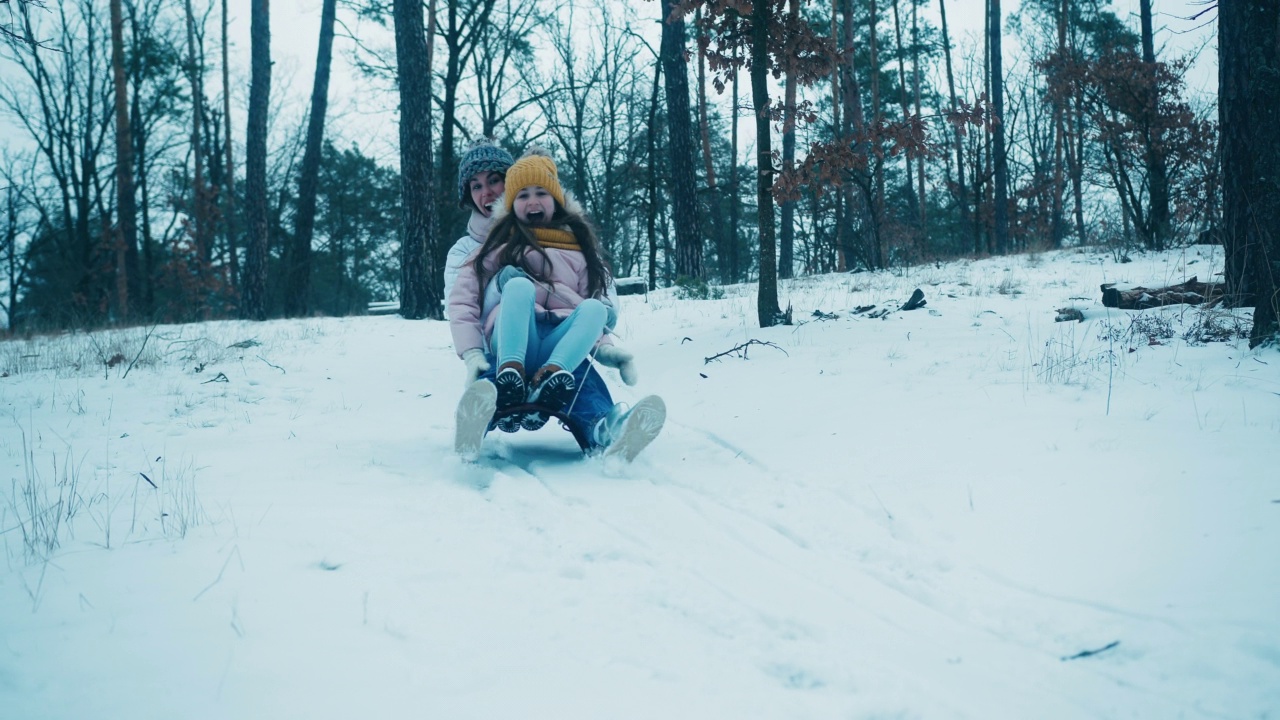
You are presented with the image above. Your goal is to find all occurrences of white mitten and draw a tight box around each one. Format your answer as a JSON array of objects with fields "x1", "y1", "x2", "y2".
[
  {"x1": 462, "y1": 348, "x2": 491, "y2": 387},
  {"x1": 593, "y1": 345, "x2": 638, "y2": 386}
]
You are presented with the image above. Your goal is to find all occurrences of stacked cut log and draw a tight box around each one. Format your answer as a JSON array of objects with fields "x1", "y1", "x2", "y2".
[{"x1": 1100, "y1": 276, "x2": 1224, "y2": 310}]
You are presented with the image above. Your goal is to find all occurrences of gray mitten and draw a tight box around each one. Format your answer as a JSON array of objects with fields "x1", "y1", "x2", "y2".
[{"x1": 593, "y1": 344, "x2": 637, "y2": 386}]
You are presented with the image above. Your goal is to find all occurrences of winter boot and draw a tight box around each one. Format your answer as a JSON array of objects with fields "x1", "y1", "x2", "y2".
[
  {"x1": 454, "y1": 380, "x2": 497, "y2": 461},
  {"x1": 493, "y1": 362, "x2": 526, "y2": 433},
  {"x1": 527, "y1": 365, "x2": 575, "y2": 416},
  {"x1": 594, "y1": 396, "x2": 666, "y2": 462}
]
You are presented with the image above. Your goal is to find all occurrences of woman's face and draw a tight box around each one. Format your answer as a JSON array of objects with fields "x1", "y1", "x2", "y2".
[
  {"x1": 468, "y1": 171, "x2": 506, "y2": 218},
  {"x1": 512, "y1": 185, "x2": 555, "y2": 225}
]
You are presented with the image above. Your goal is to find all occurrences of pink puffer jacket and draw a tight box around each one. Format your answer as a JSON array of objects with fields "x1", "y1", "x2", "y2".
[{"x1": 448, "y1": 244, "x2": 613, "y2": 357}]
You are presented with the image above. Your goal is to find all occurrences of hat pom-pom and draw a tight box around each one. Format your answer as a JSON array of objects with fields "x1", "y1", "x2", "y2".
[{"x1": 519, "y1": 144, "x2": 554, "y2": 160}]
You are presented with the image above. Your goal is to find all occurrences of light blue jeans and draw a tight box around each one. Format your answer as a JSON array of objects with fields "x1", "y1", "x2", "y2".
[{"x1": 494, "y1": 276, "x2": 608, "y2": 374}]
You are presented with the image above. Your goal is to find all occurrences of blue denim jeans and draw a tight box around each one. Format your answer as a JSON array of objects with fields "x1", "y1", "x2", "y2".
[{"x1": 477, "y1": 356, "x2": 615, "y2": 450}]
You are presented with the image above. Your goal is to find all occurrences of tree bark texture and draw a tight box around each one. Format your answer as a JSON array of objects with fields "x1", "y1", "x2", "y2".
[
  {"x1": 1139, "y1": 0, "x2": 1170, "y2": 252},
  {"x1": 780, "y1": 0, "x2": 799, "y2": 281},
  {"x1": 1219, "y1": 0, "x2": 1280, "y2": 346},
  {"x1": 695, "y1": 10, "x2": 728, "y2": 283},
  {"x1": 394, "y1": 0, "x2": 441, "y2": 319},
  {"x1": 1100, "y1": 277, "x2": 1223, "y2": 310},
  {"x1": 222, "y1": 0, "x2": 239, "y2": 290},
  {"x1": 660, "y1": 0, "x2": 704, "y2": 281},
  {"x1": 988, "y1": 0, "x2": 1010, "y2": 254},
  {"x1": 109, "y1": 0, "x2": 139, "y2": 320},
  {"x1": 242, "y1": 0, "x2": 271, "y2": 321},
  {"x1": 184, "y1": 0, "x2": 209, "y2": 278},
  {"x1": 285, "y1": 0, "x2": 338, "y2": 317},
  {"x1": 751, "y1": 0, "x2": 781, "y2": 327},
  {"x1": 939, "y1": 0, "x2": 969, "y2": 240}
]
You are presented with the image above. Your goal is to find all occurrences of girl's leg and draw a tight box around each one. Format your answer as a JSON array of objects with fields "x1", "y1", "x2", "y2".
[
  {"x1": 493, "y1": 276, "x2": 539, "y2": 370},
  {"x1": 538, "y1": 298, "x2": 609, "y2": 373}
]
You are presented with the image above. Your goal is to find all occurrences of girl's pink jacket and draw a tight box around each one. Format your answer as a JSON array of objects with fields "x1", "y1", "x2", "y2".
[{"x1": 447, "y1": 244, "x2": 613, "y2": 358}]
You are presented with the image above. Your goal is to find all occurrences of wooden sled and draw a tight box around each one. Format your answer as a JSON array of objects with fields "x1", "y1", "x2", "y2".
[{"x1": 489, "y1": 403, "x2": 593, "y2": 452}]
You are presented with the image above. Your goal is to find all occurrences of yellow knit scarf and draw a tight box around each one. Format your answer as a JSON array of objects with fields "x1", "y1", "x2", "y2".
[{"x1": 530, "y1": 227, "x2": 580, "y2": 252}]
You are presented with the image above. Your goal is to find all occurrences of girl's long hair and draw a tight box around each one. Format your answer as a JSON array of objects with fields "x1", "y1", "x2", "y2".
[{"x1": 471, "y1": 199, "x2": 613, "y2": 300}]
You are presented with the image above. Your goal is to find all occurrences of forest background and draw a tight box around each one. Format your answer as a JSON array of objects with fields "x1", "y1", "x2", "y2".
[{"x1": 1, "y1": 0, "x2": 1275, "y2": 345}]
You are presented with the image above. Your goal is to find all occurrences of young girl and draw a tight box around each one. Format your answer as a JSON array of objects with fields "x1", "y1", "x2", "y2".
[{"x1": 449, "y1": 148, "x2": 663, "y2": 461}]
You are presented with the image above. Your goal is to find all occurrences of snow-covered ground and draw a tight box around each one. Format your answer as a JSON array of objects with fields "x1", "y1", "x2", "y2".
[{"x1": 2, "y1": 245, "x2": 1277, "y2": 718}]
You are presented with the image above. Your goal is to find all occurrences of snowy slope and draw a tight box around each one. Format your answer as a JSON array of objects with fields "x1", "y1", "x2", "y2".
[{"x1": 2, "y1": 246, "x2": 1278, "y2": 719}]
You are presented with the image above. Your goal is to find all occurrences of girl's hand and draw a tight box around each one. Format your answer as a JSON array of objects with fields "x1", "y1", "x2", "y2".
[{"x1": 496, "y1": 265, "x2": 528, "y2": 290}]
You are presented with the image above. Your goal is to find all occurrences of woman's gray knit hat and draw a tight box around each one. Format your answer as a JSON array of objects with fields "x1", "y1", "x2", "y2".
[{"x1": 457, "y1": 138, "x2": 514, "y2": 209}]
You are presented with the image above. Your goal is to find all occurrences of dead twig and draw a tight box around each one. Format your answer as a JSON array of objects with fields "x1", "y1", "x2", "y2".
[
  {"x1": 704, "y1": 339, "x2": 788, "y2": 364},
  {"x1": 1060, "y1": 640, "x2": 1120, "y2": 661},
  {"x1": 257, "y1": 355, "x2": 285, "y2": 374},
  {"x1": 122, "y1": 324, "x2": 158, "y2": 379}
]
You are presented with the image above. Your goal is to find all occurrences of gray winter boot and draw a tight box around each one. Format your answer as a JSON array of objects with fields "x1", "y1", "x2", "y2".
[{"x1": 593, "y1": 395, "x2": 666, "y2": 462}]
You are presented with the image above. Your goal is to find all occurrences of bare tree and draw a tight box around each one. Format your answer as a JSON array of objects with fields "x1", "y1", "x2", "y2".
[
  {"x1": 220, "y1": 0, "x2": 238, "y2": 290},
  {"x1": 241, "y1": 0, "x2": 270, "y2": 320},
  {"x1": 285, "y1": 0, "x2": 338, "y2": 317},
  {"x1": 660, "y1": 0, "x2": 704, "y2": 281},
  {"x1": 989, "y1": 0, "x2": 1010, "y2": 254},
  {"x1": 110, "y1": 0, "x2": 139, "y2": 319},
  {"x1": 393, "y1": 0, "x2": 441, "y2": 319},
  {"x1": 1138, "y1": 0, "x2": 1170, "y2": 252},
  {"x1": 1220, "y1": 0, "x2": 1280, "y2": 346}
]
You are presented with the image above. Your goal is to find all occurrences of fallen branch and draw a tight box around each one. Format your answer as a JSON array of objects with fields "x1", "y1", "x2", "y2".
[
  {"x1": 258, "y1": 355, "x2": 286, "y2": 374},
  {"x1": 1101, "y1": 277, "x2": 1223, "y2": 310},
  {"x1": 704, "y1": 339, "x2": 788, "y2": 364},
  {"x1": 1060, "y1": 640, "x2": 1120, "y2": 661}
]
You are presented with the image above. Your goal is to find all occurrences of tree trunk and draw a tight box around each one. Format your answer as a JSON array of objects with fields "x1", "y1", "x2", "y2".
[
  {"x1": 286, "y1": 0, "x2": 337, "y2": 317},
  {"x1": 1219, "y1": 0, "x2": 1280, "y2": 346},
  {"x1": 126, "y1": 3, "x2": 154, "y2": 315},
  {"x1": 989, "y1": 0, "x2": 1010, "y2": 254},
  {"x1": 779, "y1": 0, "x2": 799, "y2": 281},
  {"x1": 184, "y1": 0, "x2": 209, "y2": 284},
  {"x1": 660, "y1": 0, "x2": 704, "y2": 281},
  {"x1": 751, "y1": 0, "x2": 781, "y2": 327},
  {"x1": 647, "y1": 54, "x2": 662, "y2": 291},
  {"x1": 840, "y1": 0, "x2": 874, "y2": 271},
  {"x1": 222, "y1": 0, "x2": 239, "y2": 290},
  {"x1": 393, "y1": 0, "x2": 441, "y2": 319},
  {"x1": 1048, "y1": 0, "x2": 1067, "y2": 247},
  {"x1": 109, "y1": 0, "x2": 138, "y2": 321},
  {"x1": 911, "y1": 0, "x2": 925, "y2": 227},
  {"x1": 1139, "y1": 0, "x2": 1170, "y2": 252},
  {"x1": 891, "y1": 0, "x2": 918, "y2": 221},
  {"x1": 729, "y1": 53, "x2": 740, "y2": 283},
  {"x1": 869, "y1": 0, "x2": 885, "y2": 268},
  {"x1": 242, "y1": 0, "x2": 271, "y2": 321},
  {"x1": 939, "y1": 0, "x2": 968, "y2": 240},
  {"x1": 695, "y1": 8, "x2": 727, "y2": 283}
]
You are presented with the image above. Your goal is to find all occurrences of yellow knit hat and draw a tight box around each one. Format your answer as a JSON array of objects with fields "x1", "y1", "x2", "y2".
[{"x1": 503, "y1": 149, "x2": 566, "y2": 212}]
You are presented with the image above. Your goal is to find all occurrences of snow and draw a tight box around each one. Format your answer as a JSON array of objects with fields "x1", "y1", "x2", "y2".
[{"x1": 2, "y1": 245, "x2": 1278, "y2": 718}]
